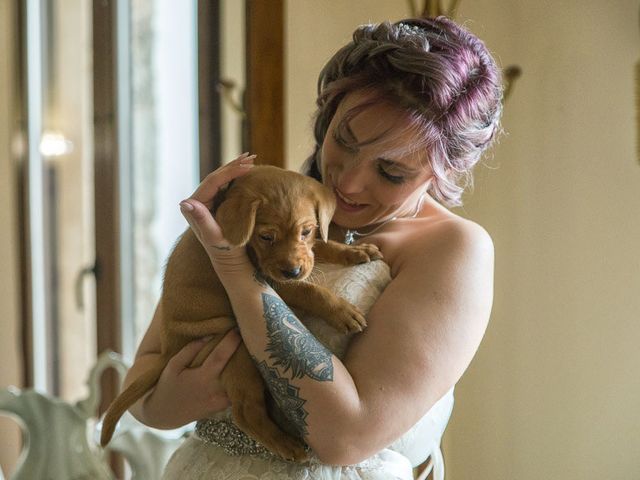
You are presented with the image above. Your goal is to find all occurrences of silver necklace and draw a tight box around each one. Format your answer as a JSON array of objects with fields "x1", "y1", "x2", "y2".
[{"x1": 343, "y1": 193, "x2": 425, "y2": 245}]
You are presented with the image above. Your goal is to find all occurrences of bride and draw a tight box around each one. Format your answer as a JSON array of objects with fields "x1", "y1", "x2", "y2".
[{"x1": 124, "y1": 16, "x2": 502, "y2": 479}]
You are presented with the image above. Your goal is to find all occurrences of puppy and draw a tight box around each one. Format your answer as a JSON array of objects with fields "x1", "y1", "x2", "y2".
[{"x1": 100, "y1": 165, "x2": 382, "y2": 461}]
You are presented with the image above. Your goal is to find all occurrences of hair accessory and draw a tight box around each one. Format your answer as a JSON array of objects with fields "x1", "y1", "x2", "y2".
[
  {"x1": 343, "y1": 192, "x2": 426, "y2": 245},
  {"x1": 396, "y1": 22, "x2": 424, "y2": 37}
]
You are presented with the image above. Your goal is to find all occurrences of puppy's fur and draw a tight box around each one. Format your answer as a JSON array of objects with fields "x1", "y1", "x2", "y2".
[{"x1": 100, "y1": 166, "x2": 382, "y2": 461}]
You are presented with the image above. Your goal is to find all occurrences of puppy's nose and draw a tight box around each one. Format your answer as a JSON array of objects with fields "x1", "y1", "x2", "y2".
[{"x1": 281, "y1": 266, "x2": 302, "y2": 279}]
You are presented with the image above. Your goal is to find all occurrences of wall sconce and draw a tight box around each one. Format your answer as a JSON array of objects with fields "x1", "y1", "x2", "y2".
[
  {"x1": 39, "y1": 131, "x2": 74, "y2": 158},
  {"x1": 408, "y1": 0, "x2": 460, "y2": 18}
]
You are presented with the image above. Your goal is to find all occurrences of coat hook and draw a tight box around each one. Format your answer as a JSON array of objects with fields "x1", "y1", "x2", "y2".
[{"x1": 217, "y1": 78, "x2": 246, "y2": 117}]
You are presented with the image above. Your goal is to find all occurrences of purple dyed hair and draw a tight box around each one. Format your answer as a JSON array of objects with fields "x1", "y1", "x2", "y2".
[{"x1": 304, "y1": 16, "x2": 503, "y2": 207}]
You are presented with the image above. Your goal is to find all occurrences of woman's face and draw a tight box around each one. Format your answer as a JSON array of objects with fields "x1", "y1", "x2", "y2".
[{"x1": 320, "y1": 92, "x2": 433, "y2": 229}]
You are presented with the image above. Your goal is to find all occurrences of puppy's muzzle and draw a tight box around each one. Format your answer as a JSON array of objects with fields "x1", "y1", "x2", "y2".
[{"x1": 281, "y1": 266, "x2": 302, "y2": 279}]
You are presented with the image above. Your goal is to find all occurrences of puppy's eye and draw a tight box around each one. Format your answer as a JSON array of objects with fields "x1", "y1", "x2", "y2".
[
  {"x1": 259, "y1": 233, "x2": 274, "y2": 243},
  {"x1": 300, "y1": 227, "x2": 313, "y2": 239}
]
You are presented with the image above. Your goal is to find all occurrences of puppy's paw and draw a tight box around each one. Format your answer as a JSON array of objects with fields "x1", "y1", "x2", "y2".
[
  {"x1": 329, "y1": 299, "x2": 367, "y2": 333},
  {"x1": 343, "y1": 243, "x2": 383, "y2": 264},
  {"x1": 271, "y1": 435, "x2": 309, "y2": 463}
]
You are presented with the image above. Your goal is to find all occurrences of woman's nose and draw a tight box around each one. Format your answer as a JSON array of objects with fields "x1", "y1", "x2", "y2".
[{"x1": 336, "y1": 159, "x2": 368, "y2": 194}]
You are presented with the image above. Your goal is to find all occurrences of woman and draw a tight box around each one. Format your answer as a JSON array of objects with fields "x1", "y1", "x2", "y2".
[{"x1": 125, "y1": 16, "x2": 502, "y2": 479}]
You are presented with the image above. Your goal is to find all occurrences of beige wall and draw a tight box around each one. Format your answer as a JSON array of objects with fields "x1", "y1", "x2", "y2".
[
  {"x1": 286, "y1": 0, "x2": 407, "y2": 171},
  {"x1": 0, "y1": 0, "x2": 24, "y2": 476},
  {"x1": 287, "y1": 1, "x2": 640, "y2": 479},
  {"x1": 445, "y1": 2, "x2": 640, "y2": 479}
]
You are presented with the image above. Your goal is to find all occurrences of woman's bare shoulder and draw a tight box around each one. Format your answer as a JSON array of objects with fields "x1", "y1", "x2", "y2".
[
  {"x1": 422, "y1": 214, "x2": 493, "y2": 261},
  {"x1": 376, "y1": 210, "x2": 494, "y2": 276}
]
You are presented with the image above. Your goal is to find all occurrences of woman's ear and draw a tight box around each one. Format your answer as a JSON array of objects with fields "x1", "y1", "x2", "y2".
[
  {"x1": 215, "y1": 193, "x2": 261, "y2": 247},
  {"x1": 312, "y1": 182, "x2": 336, "y2": 242}
]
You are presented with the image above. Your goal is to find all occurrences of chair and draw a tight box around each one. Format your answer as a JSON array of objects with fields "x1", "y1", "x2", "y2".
[{"x1": 0, "y1": 351, "x2": 187, "y2": 480}]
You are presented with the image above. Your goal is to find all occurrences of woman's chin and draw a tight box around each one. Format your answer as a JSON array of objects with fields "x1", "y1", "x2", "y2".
[{"x1": 332, "y1": 212, "x2": 369, "y2": 230}]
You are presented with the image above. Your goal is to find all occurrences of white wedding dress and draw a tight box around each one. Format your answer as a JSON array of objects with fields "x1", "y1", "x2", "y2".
[{"x1": 162, "y1": 261, "x2": 454, "y2": 480}]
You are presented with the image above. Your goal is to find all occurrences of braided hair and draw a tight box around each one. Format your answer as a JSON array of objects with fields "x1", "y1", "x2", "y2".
[{"x1": 304, "y1": 16, "x2": 503, "y2": 207}]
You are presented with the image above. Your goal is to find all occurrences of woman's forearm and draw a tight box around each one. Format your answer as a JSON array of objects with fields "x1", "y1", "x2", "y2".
[{"x1": 214, "y1": 258, "x2": 364, "y2": 459}]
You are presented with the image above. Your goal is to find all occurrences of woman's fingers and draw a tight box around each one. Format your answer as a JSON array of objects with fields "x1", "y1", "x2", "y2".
[
  {"x1": 167, "y1": 336, "x2": 213, "y2": 373},
  {"x1": 180, "y1": 198, "x2": 227, "y2": 248},
  {"x1": 202, "y1": 329, "x2": 242, "y2": 373},
  {"x1": 180, "y1": 153, "x2": 256, "y2": 251},
  {"x1": 190, "y1": 153, "x2": 256, "y2": 206}
]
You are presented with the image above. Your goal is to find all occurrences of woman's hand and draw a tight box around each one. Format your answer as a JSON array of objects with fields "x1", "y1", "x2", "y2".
[
  {"x1": 179, "y1": 153, "x2": 255, "y2": 258},
  {"x1": 140, "y1": 329, "x2": 242, "y2": 429}
]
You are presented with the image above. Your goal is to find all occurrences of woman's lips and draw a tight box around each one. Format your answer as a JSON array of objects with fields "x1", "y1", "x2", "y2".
[{"x1": 334, "y1": 188, "x2": 368, "y2": 213}]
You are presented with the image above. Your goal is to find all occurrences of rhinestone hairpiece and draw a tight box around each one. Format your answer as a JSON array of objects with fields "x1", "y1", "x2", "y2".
[{"x1": 397, "y1": 22, "x2": 423, "y2": 37}]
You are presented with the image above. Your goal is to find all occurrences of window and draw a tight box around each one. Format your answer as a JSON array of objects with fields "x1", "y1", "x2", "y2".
[
  {"x1": 20, "y1": 0, "x2": 96, "y2": 400},
  {"x1": 122, "y1": 0, "x2": 201, "y2": 360},
  {"x1": 17, "y1": 0, "x2": 279, "y2": 410},
  {"x1": 19, "y1": 0, "x2": 220, "y2": 400}
]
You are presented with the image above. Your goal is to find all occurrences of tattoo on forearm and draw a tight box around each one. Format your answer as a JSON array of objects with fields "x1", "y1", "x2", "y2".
[
  {"x1": 254, "y1": 358, "x2": 309, "y2": 437},
  {"x1": 262, "y1": 293, "x2": 334, "y2": 382}
]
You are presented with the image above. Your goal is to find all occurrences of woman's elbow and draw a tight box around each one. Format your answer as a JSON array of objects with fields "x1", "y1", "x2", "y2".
[{"x1": 309, "y1": 435, "x2": 378, "y2": 466}]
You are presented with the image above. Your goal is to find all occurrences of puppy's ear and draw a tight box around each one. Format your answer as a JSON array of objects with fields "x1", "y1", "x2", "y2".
[
  {"x1": 312, "y1": 182, "x2": 336, "y2": 242},
  {"x1": 215, "y1": 194, "x2": 261, "y2": 247},
  {"x1": 211, "y1": 179, "x2": 235, "y2": 213}
]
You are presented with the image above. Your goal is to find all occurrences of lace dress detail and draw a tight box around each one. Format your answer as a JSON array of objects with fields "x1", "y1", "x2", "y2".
[{"x1": 162, "y1": 261, "x2": 454, "y2": 480}]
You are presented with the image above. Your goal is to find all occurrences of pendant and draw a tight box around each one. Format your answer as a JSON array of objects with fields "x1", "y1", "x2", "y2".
[{"x1": 344, "y1": 230, "x2": 356, "y2": 245}]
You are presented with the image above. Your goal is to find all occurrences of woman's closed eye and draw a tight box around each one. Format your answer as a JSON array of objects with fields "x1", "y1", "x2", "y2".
[
  {"x1": 333, "y1": 129, "x2": 410, "y2": 184},
  {"x1": 377, "y1": 163, "x2": 407, "y2": 184}
]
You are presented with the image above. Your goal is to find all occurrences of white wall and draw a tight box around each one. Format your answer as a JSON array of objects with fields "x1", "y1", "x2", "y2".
[
  {"x1": 287, "y1": 1, "x2": 640, "y2": 479},
  {"x1": 0, "y1": 0, "x2": 24, "y2": 475}
]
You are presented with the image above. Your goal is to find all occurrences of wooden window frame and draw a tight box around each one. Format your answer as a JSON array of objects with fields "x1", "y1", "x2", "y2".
[
  {"x1": 17, "y1": 0, "x2": 285, "y2": 423},
  {"x1": 246, "y1": 0, "x2": 285, "y2": 167}
]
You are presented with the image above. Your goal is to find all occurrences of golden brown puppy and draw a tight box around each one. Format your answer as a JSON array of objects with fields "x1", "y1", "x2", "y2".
[{"x1": 100, "y1": 166, "x2": 382, "y2": 461}]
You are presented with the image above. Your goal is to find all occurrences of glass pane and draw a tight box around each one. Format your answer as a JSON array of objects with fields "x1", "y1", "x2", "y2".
[
  {"x1": 122, "y1": 0, "x2": 200, "y2": 361},
  {"x1": 37, "y1": 0, "x2": 96, "y2": 401}
]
